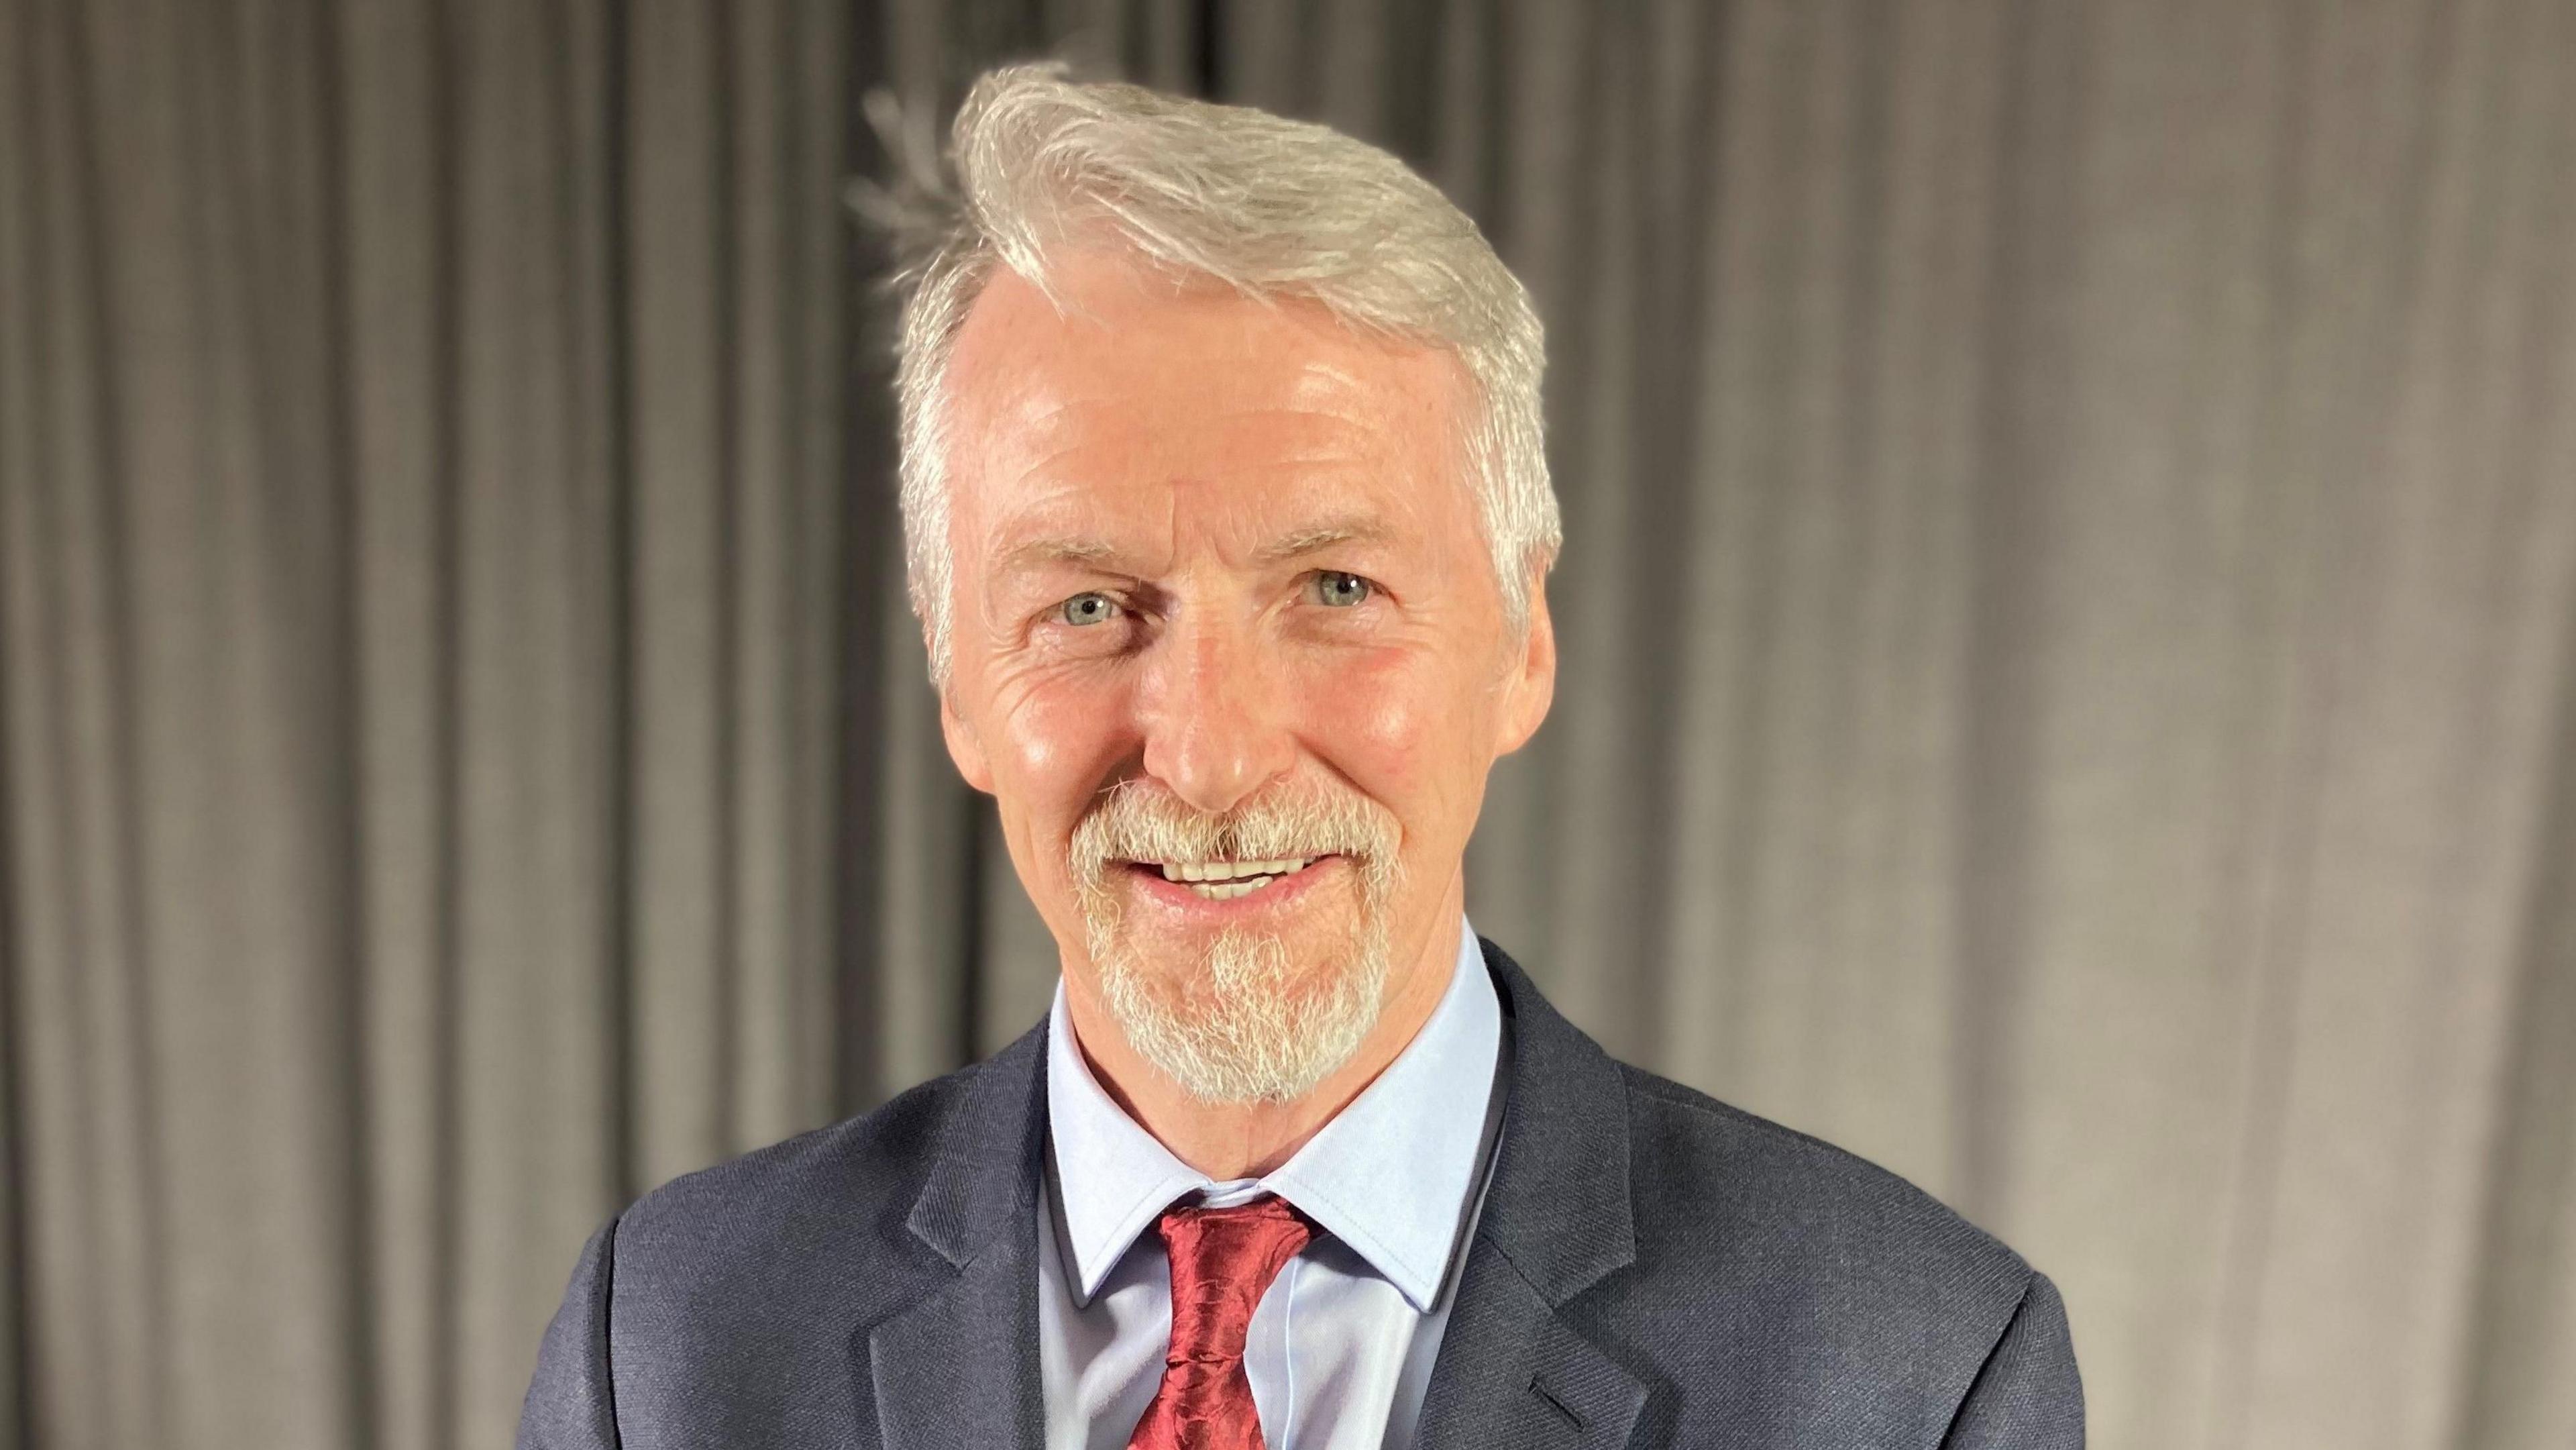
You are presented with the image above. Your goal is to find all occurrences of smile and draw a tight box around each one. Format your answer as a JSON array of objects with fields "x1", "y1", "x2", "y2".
[{"x1": 1141, "y1": 857, "x2": 1321, "y2": 901}]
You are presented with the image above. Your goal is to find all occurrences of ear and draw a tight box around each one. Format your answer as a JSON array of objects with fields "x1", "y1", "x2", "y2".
[
  {"x1": 938, "y1": 682, "x2": 998, "y2": 794},
  {"x1": 1493, "y1": 572, "x2": 1556, "y2": 757}
]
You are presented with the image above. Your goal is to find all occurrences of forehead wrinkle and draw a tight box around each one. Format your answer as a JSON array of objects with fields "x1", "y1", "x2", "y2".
[
  {"x1": 951, "y1": 284, "x2": 1470, "y2": 582},
  {"x1": 1024, "y1": 399, "x2": 1395, "y2": 456},
  {"x1": 991, "y1": 416, "x2": 1389, "y2": 525},
  {"x1": 1008, "y1": 437, "x2": 1124, "y2": 491},
  {"x1": 975, "y1": 344, "x2": 1430, "y2": 478}
]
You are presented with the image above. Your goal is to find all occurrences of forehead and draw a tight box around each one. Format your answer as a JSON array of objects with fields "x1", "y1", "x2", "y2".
[{"x1": 939, "y1": 254, "x2": 1473, "y2": 550}]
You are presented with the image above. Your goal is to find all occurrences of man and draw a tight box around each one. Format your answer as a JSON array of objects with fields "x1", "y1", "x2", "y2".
[{"x1": 519, "y1": 66, "x2": 2082, "y2": 1450}]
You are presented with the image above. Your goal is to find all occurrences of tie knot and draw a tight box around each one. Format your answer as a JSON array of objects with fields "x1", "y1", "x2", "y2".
[{"x1": 1154, "y1": 1195, "x2": 1315, "y2": 1367}]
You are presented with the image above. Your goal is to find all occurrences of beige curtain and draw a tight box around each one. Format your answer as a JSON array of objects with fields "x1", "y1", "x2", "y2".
[{"x1": 3, "y1": 2, "x2": 2572, "y2": 1448}]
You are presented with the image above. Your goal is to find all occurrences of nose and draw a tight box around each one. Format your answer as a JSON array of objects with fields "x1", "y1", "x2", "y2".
[{"x1": 1136, "y1": 610, "x2": 1297, "y2": 816}]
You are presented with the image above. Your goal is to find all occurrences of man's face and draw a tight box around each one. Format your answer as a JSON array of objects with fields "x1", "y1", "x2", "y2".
[{"x1": 934, "y1": 252, "x2": 1554, "y2": 1102}]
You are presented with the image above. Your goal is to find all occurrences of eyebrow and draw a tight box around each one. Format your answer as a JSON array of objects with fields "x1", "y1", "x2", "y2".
[
  {"x1": 994, "y1": 536, "x2": 1126, "y2": 577},
  {"x1": 1252, "y1": 519, "x2": 1393, "y2": 564},
  {"x1": 991, "y1": 518, "x2": 1394, "y2": 577}
]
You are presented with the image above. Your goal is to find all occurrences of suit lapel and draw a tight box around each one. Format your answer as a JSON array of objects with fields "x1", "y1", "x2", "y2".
[
  {"x1": 1414, "y1": 943, "x2": 1649, "y2": 1450},
  {"x1": 864, "y1": 1024, "x2": 1050, "y2": 1450},
  {"x1": 1413, "y1": 1258, "x2": 1647, "y2": 1450},
  {"x1": 868, "y1": 1229, "x2": 1042, "y2": 1450}
]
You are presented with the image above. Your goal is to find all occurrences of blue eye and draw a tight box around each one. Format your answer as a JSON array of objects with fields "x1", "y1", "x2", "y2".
[
  {"x1": 1057, "y1": 592, "x2": 1118, "y2": 626},
  {"x1": 1311, "y1": 572, "x2": 1373, "y2": 607}
]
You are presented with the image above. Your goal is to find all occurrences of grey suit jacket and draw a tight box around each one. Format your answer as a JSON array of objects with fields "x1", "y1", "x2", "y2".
[{"x1": 519, "y1": 940, "x2": 2084, "y2": 1449}]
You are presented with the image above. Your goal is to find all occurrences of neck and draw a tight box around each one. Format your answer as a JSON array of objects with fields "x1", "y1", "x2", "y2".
[{"x1": 1062, "y1": 878, "x2": 1466, "y2": 1180}]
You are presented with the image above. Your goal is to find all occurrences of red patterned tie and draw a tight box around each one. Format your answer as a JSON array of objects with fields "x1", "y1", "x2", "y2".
[{"x1": 1125, "y1": 1194, "x2": 1316, "y2": 1450}]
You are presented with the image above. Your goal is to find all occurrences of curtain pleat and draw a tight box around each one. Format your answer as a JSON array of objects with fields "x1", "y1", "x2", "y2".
[{"x1": 1, "y1": 2, "x2": 2571, "y2": 1448}]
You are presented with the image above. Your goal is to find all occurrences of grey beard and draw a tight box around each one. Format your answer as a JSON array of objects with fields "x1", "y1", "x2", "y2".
[
  {"x1": 1087, "y1": 908, "x2": 1392, "y2": 1104},
  {"x1": 1067, "y1": 778, "x2": 1405, "y2": 1104}
]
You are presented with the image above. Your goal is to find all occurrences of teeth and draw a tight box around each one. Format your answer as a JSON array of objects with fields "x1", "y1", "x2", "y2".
[{"x1": 1151, "y1": 857, "x2": 1318, "y2": 892}]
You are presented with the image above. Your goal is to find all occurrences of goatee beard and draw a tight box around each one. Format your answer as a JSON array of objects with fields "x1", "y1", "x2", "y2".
[{"x1": 1069, "y1": 779, "x2": 1403, "y2": 1104}]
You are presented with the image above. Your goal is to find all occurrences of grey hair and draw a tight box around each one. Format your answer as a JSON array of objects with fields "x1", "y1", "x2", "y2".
[{"x1": 875, "y1": 64, "x2": 1558, "y2": 686}]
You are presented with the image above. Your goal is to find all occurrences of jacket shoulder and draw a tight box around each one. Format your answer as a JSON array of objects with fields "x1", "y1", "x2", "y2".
[
  {"x1": 1613, "y1": 1064, "x2": 2035, "y2": 1317},
  {"x1": 1601, "y1": 1066, "x2": 2080, "y2": 1441},
  {"x1": 604, "y1": 1059, "x2": 983, "y2": 1324}
]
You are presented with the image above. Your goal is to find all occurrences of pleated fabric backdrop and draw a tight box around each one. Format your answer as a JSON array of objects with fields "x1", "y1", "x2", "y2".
[{"x1": 3, "y1": 1, "x2": 2573, "y2": 1447}]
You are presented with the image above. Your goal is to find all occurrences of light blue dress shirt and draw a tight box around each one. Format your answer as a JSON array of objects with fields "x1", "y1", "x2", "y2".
[{"x1": 1038, "y1": 918, "x2": 1505, "y2": 1450}]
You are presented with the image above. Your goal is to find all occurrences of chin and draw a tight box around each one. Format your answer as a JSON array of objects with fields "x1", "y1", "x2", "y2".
[{"x1": 1087, "y1": 915, "x2": 1392, "y2": 1106}]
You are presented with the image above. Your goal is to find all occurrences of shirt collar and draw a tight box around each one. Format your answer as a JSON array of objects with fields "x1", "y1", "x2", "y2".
[{"x1": 1044, "y1": 917, "x2": 1501, "y2": 1312}]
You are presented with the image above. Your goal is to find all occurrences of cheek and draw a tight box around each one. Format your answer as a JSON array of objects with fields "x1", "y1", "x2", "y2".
[
  {"x1": 1294, "y1": 647, "x2": 1492, "y2": 828},
  {"x1": 984, "y1": 670, "x2": 1138, "y2": 863}
]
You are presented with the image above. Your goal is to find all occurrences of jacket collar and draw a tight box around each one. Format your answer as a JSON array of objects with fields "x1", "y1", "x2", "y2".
[
  {"x1": 867, "y1": 937, "x2": 1646, "y2": 1450},
  {"x1": 902, "y1": 1023, "x2": 1049, "y2": 1266},
  {"x1": 1407, "y1": 939, "x2": 1647, "y2": 1450},
  {"x1": 868, "y1": 1025, "x2": 1050, "y2": 1450},
  {"x1": 1470, "y1": 938, "x2": 1638, "y2": 1302}
]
